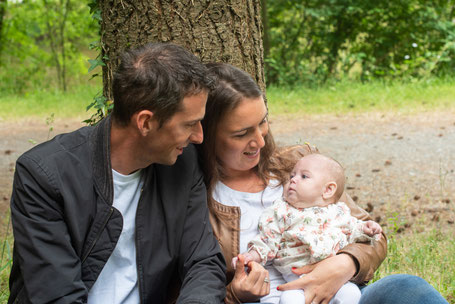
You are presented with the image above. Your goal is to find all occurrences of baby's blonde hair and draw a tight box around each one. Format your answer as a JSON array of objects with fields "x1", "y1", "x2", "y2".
[{"x1": 302, "y1": 153, "x2": 346, "y2": 202}]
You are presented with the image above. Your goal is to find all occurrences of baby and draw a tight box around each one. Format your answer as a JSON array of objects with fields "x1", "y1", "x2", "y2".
[{"x1": 233, "y1": 153, "x2": 382, "y2": 304}]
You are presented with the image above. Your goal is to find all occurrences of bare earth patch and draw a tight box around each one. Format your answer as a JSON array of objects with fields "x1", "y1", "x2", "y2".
[
  {"x1": 0, "y1": 112, "x2": 454, "y2": 235},
  {"x1": 271, "y1": 111, "x2": 455, "y2": 233}
]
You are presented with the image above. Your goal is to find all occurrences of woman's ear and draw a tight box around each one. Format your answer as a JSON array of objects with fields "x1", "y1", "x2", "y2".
[
  {"x1": 134, "y1": 110, "x2": 156, "y2": 136},
  {"x1": 322, "y1": 182, "x2": 337, "y2": 199}
]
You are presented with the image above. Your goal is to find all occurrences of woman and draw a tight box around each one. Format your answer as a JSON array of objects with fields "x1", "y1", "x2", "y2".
[{"x1": 198, "y1": 62, "x2": 448, "y2": 304}]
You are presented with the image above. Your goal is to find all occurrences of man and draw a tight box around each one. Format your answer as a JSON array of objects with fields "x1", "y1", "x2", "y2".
[{"x1": 9, "y1": 43, "x2": 226, "y2": 303}]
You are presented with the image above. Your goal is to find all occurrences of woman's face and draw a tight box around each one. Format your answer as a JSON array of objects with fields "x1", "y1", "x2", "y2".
[{"x1": 215, "y1": 96, "x2": 269, "y2": 178}]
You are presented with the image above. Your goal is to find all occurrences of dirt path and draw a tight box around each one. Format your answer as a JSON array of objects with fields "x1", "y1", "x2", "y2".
[{"x1": 1, "y1": 112, "x2": 454, "y2": 233}]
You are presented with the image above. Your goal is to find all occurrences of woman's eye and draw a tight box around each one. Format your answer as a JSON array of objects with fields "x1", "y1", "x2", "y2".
[{"x1": 234, "y1": 131, "x2": 247, "y2": 137}]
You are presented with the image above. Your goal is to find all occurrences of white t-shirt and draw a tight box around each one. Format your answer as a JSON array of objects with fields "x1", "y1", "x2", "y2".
[
  {"x1": 212, "y1": 180, "x2": 285, "y2": 303},
  {"x1": 88, "y1": 169, "x2": 144, "y2": 304}
]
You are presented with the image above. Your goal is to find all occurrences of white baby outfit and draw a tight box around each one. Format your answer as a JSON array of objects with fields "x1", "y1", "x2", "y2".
[{"x1": 249, "y1": 198, "x2": 377, "y2": 304}]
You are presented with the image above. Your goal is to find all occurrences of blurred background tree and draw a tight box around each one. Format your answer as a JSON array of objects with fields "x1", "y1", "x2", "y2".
[
  {"x1": 264, "y1": 0, "x2": 455, "y2": 86},
  {"x1": 0, "y1": 0, "x2": 454, "y2": 94},
  {"x1": 0, "y1": 0, "x2": 98, "y2": 94}
]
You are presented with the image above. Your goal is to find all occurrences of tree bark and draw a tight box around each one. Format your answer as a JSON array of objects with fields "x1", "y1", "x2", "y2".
[{"x1": 100, "y1": 0, "x2": 265, "y2": 100}]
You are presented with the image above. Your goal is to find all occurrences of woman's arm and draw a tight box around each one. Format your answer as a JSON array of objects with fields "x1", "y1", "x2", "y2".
[{"x1": 337, "y1": 192, "x2": 387, "y2": 284}]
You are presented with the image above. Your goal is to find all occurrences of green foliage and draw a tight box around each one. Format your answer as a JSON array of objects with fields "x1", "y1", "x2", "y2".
[
  {"x1": 265, "y1": 0, "x2": 455, "y2": 86},
  {"x1": 0, "y1": 0, "x2": 99, "y2": 94},
  {"x1": 85, "y1": 0, "x2": 111, "y2": 125}
]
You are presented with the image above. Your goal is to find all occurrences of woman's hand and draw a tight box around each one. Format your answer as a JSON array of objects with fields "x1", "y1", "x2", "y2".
[
  {"x1": 277, "y1": 254, "x2": 357, "y2": 304},
  {"x1": 231, "y1": 254, "x2": 270, "y2": 302}
]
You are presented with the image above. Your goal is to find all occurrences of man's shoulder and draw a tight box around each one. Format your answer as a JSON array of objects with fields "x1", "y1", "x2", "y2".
[{"x1": 18, "y1": 125, "x2": 93, "y2": 167}]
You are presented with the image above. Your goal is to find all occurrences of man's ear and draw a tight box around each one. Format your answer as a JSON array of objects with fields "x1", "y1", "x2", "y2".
[
  {"x1": 134, "y1": 110, "x2": 156, "y2": 136},
  {"x1": 322, "y1": 182, "x2": 337, "y2": 199}
]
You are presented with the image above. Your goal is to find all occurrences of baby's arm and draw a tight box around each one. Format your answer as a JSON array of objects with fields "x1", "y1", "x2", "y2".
[
  {"x1": 234, "y1": 201, "x2": 286, "y2": 268},
  {"x1": 337, "y1": 202, "x2": 382, "y2": 243},
  {"x1": 363, "y1": 220, "x2": 382, "y2": 238},
  {"x1": 231, "y1": 250, "x2": 262, "y2": 268}
]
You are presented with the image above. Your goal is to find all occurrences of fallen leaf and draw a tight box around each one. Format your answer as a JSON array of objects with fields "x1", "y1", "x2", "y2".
[
  {"x1": 414, "y1": 195, "x2": 420, "y2": 201},
  {"x1": 355, "y1": 173, "x2": 361, "y2": 177},
  {"x1": 365, "y1": 202, "x2": 374, "y2": 213},
  {"x1": 384, "y1": 160, "x2": 392, "y2": 166},
  {"x1": 372, "y1": 169, "x2": 381, "y2": 172}
]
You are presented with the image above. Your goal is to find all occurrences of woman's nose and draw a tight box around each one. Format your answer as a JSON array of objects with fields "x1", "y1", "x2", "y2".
[{"x1": 252, "y1": 128, "x2": 265, "y2": 148}]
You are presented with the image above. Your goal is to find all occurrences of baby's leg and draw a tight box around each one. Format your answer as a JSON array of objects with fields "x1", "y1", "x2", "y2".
[
  {"x1": 260, "y1": 266, "x2": 286, "y2": 304},
  {"x1": 278, "y1": 273, "x2": 305, "y2": 304},
  {"x1": 280, "y1": 289, "x2": 305, "y2": 304},
  {"x1": 329, "y1": 281, "x2": 361, "y2": 304}
]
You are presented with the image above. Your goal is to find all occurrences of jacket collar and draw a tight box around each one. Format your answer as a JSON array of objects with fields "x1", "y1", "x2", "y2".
[{"x1": 89, "y1": 115, "x2": 114, "y2": 205}]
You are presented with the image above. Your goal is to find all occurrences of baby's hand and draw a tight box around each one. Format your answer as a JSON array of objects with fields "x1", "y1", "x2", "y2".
[
  {"x1": 231, "y1": 250, "x2": 262, "y2": 269},
  {"x1": 363, "y1": 220, "x2": 382, "y2": 238}
]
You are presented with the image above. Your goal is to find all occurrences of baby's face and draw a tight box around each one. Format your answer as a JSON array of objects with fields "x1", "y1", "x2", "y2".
[{"x1": 283, "y1": 156, "x2": 331, "y2": 208}]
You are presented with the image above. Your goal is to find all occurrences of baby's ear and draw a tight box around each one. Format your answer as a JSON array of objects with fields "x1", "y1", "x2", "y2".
[{"x1": 322, "y1": 182, "x2": 337, "y2": 199}]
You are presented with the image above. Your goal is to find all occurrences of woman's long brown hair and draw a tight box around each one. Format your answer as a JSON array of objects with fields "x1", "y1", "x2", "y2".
[{"x1": 197, "y1": 63, "x2": 276, "y2": 213}]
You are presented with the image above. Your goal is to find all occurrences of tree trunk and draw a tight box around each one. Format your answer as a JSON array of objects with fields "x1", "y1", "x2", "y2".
[{"x1": 100, "y1": 0, "x2": 265, "y2": 101}]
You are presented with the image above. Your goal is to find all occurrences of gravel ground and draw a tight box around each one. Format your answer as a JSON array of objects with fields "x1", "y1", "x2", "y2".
[{"x1": 1, "y1": 111, "x2": 454, "y2": 234}]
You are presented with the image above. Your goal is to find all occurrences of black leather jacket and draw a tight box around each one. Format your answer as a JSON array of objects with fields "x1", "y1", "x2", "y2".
[{"x1": 9, "y1": 117, "x2": 226, "y2": 304}]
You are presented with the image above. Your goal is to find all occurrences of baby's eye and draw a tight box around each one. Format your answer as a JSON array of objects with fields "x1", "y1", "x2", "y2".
[
  {"x1": 301, "y1": 174, "x2": 308, "y2": 179},
  {"x1": 289, "y1": 174, "x2": 295, "y2": 179}
]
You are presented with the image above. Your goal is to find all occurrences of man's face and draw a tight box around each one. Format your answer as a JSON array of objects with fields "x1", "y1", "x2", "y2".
[{"x1": 144, "y1": 91, "x2": 207, "y2": 165}]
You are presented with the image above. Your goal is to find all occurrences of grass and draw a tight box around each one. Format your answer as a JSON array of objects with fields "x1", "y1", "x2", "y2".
[
  {"x1": 373, "y1": 226, "x2": 455, "y2": 303},
  {"x1": 0, "y1": 83, "x2": 100, "y2": 121},
  {"x1": 1, "y1": 78, "x2": 455, "y2": 122},
  {"x1": 267, "y1": 77, "x2": 455, "y2": 115}
]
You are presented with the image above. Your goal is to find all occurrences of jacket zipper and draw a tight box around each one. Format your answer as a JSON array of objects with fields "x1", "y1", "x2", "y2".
[{"x1": 82, "y1": 207, "x2": 114, "y2": 263}]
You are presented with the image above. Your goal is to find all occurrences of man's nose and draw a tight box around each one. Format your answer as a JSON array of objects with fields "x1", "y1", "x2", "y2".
[{"x1": 189, "y1": 122, "x2": 203, "y2": 144}]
